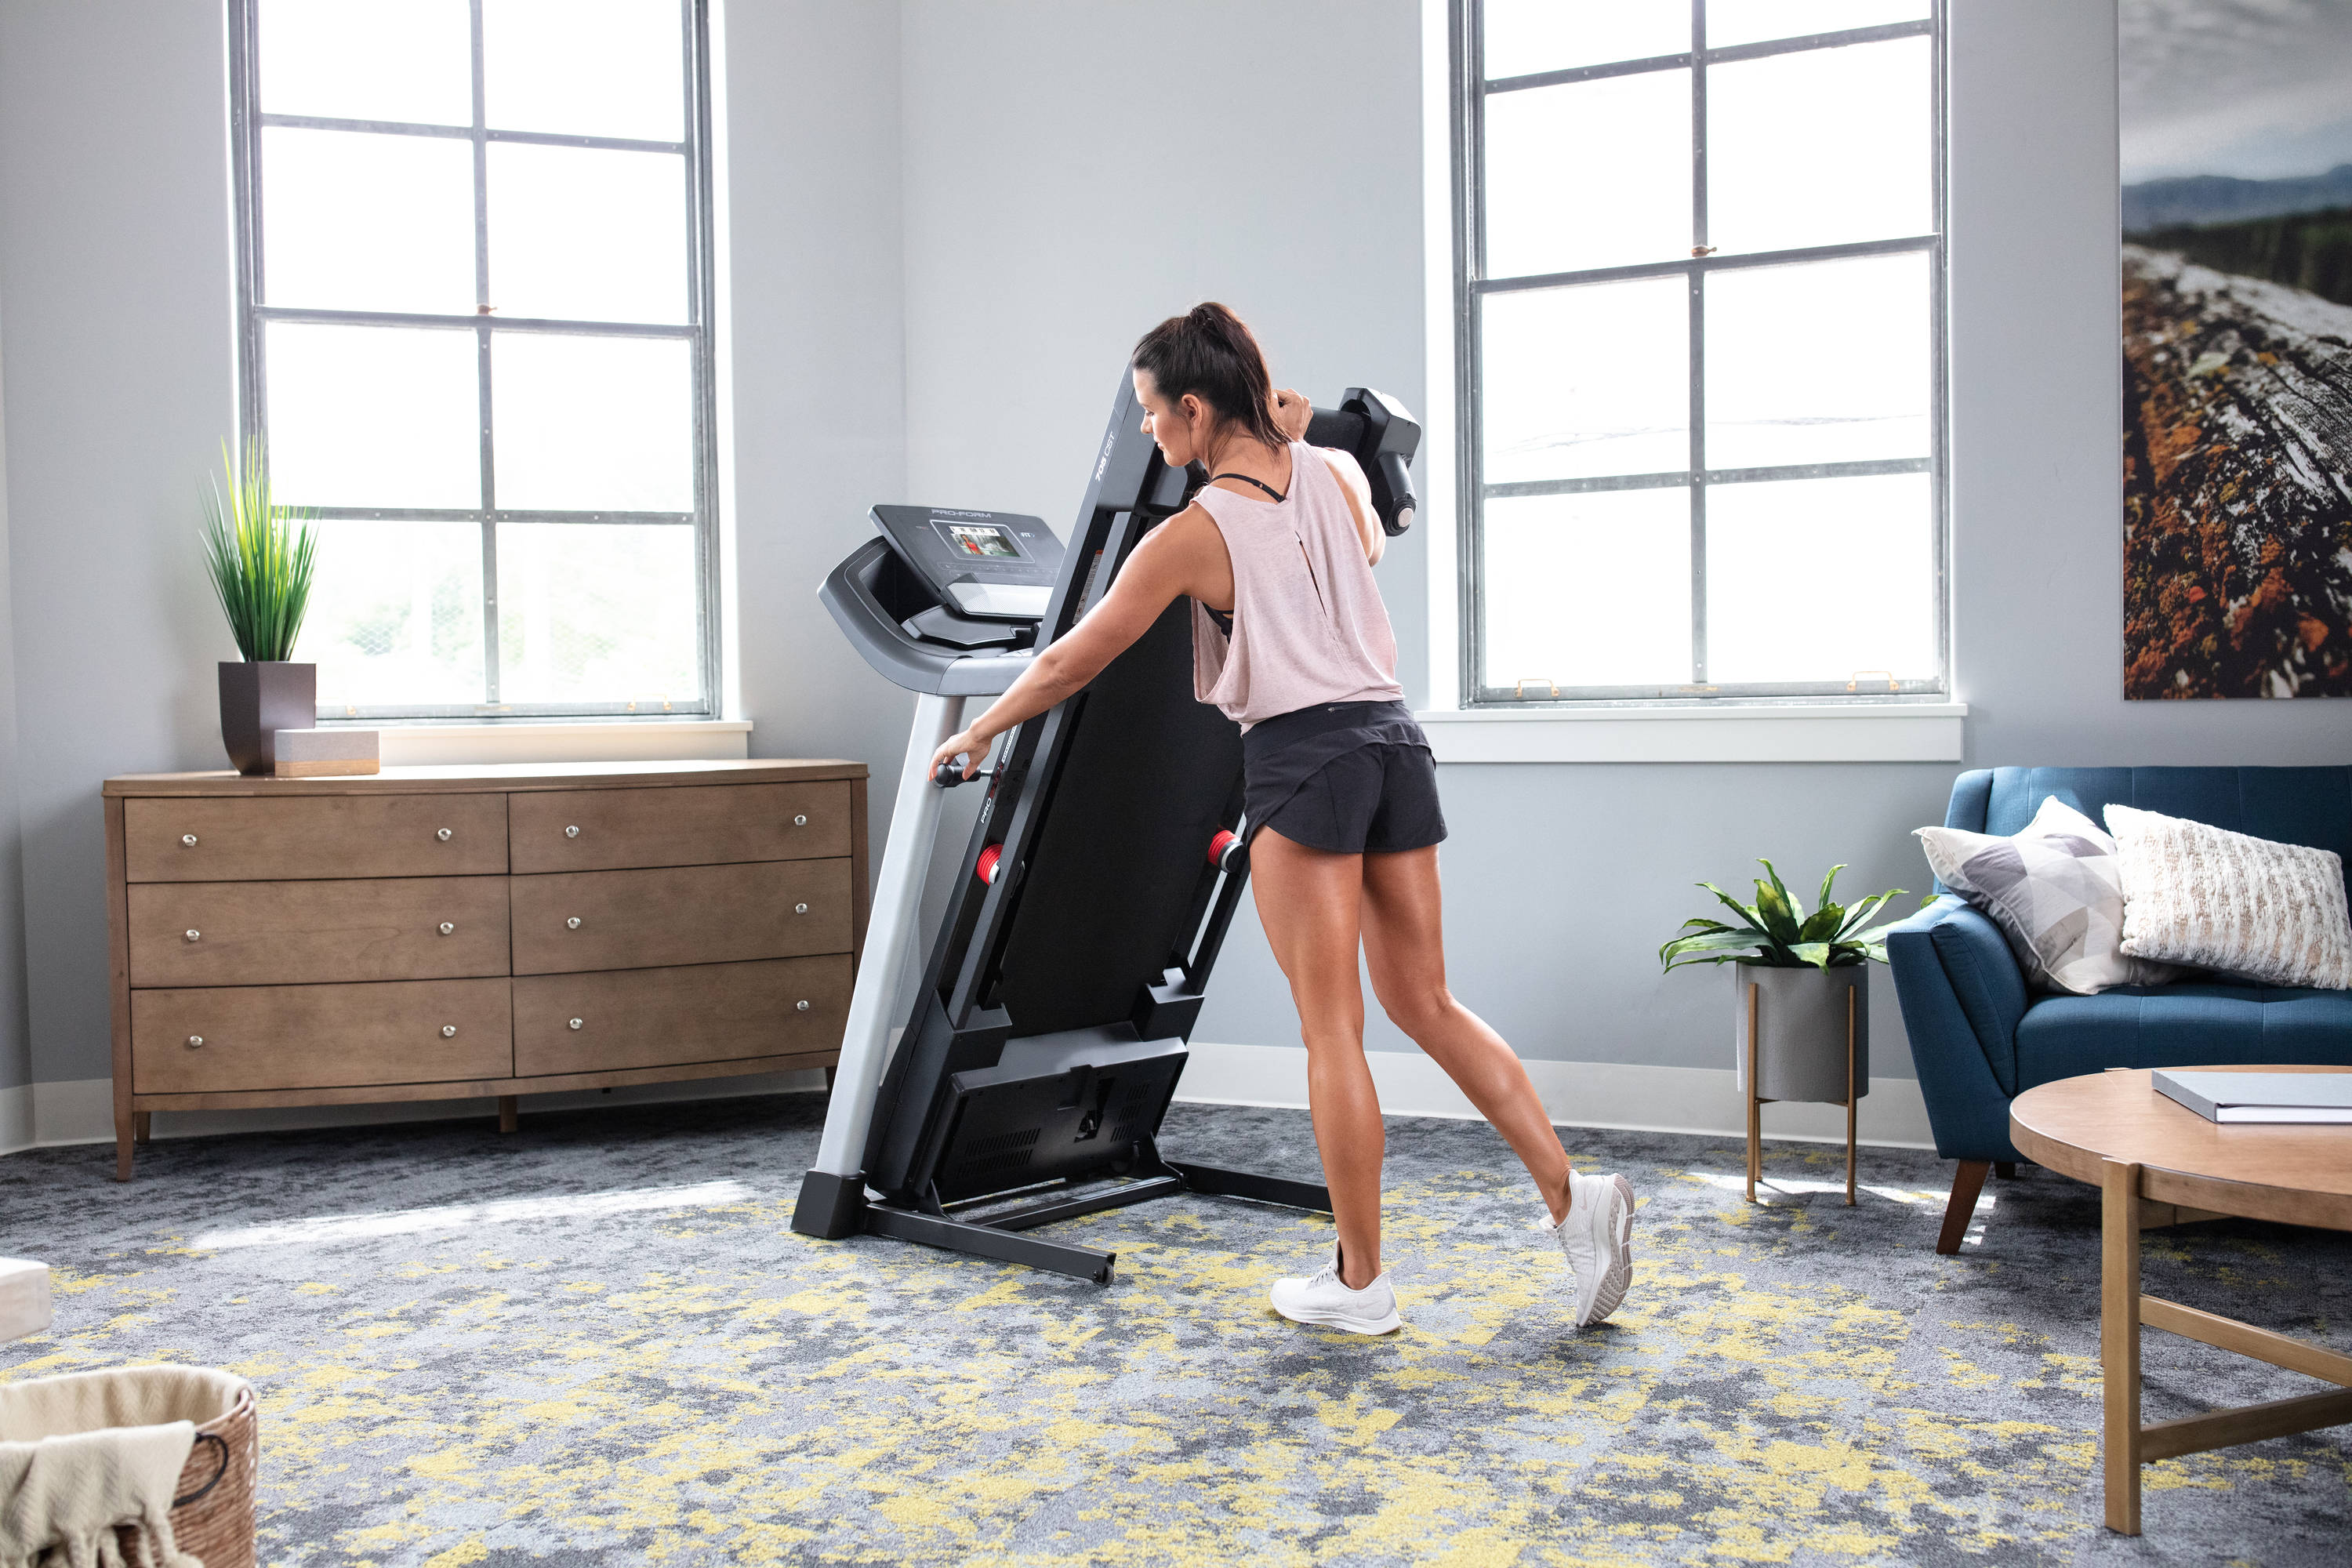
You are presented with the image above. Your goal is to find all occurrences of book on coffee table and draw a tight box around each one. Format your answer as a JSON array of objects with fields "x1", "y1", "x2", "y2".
[{"x1": 2152, "y1": 1070, "x2": 2352, "y2": 1124}]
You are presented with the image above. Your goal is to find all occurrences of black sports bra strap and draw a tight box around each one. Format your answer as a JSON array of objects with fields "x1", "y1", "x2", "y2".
[{"x1": 1210, "y1": 472, "x2": 1287, "y2": 504}]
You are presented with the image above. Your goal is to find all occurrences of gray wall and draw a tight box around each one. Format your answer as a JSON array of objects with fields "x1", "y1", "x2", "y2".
[
  {"x1": 0, "y1": 1, "x2": 242, "y2": 1091},
  {"x1": 0, "y1": 291, "x2": 26, "y2": 1094},
  {"x1": 0, "y1": 0, "x2": 2342, "y2": 1101}
]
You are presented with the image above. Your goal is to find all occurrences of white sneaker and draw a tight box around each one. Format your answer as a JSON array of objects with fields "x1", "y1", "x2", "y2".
[
  {"x1": 1545, "y1": 1167, "x2": 1635, "y2": 1329},
  {"x1": 1269, "y1": 1251, "x2": 1403, "y2": 1335}
]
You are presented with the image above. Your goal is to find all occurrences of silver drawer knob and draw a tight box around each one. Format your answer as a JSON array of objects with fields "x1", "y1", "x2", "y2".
[
  {"x1": 564, "y1": 826, "x2": 580, "y2": 838},
  {"x1": 796, "y1": 1000, "x2": 811, "y2": 1012},
  {"x1": 436, "y1": 827, "x2": 453, "y2": 841},
  {"x1": 438, "y1": 922, "x2": 456, "y2": 935},
  {"x1": 185, "y1": 1034, "x2": 204, "y2": 1049},
  {"x1": 568, "y1": 1018, "x2": 583, "y2": 1030},
  {"x1": 183, "y1": 929, "x2": 201, "y2": 943},
  {"x1": 566, "y1": 916, "x2": 583, "y2": 930},
  {"x1": 441, "y1": 1025, "x2": 457, "y2": 1038},
  {"x1": 793, "y1": 815, "x2": 808, "y2": 827},
  {"x1": 181, "y1": 833, "x2": 198, "y2": 848},
  {"x1": 794, "y1": 902, "x2": 809, "y2": 915}
]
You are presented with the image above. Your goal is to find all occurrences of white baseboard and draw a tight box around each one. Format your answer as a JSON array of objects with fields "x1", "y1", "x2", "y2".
[
  {"x1": 5, "y1": 1049, "x2": 1935, "y2": 1159},
  {"x1": 11, "y1": 1070, "x2": 829, "y2": 1151},
  {"x1": 1175, "y1": 1043, "x2": 1936, "y2": 1149},
  {"x1": 0, "y1": 1084, "x2": 31, "y2": 1157}
]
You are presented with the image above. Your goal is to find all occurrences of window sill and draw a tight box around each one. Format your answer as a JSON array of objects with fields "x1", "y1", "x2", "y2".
[
  {"x1": 361, "y1": 719, "x2": 754, "y2": 768},
  {"x1": 1414, "y1": 703, "x2": 1965, "y2": 764}
]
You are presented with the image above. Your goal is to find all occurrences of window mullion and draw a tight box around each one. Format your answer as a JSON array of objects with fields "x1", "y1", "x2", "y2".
[
  {"x1": 1687, "y1": 0, "x2": 1708, "y2": 689},
  {"x1": 470, "y1": 0, "x2": 501, "y2": 709}
]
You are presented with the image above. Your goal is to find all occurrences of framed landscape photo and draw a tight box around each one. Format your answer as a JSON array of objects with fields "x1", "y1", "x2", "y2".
[{"x1": 2120, "y1": 0, "x2": 2352, "y2": 699}]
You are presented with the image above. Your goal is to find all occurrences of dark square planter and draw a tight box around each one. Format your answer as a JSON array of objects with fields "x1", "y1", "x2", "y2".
[{"x1": 218, "y1": 661, "x2": 316, "y2": 776}]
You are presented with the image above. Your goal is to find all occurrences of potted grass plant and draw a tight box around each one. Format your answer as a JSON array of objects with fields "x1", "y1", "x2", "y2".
[
  {"x1": 203, "y1": 440, "x2": 318, "y2": 776},
  {"x1": 1660, "y1": 861, "x2": 1912, "y2": 1104}
]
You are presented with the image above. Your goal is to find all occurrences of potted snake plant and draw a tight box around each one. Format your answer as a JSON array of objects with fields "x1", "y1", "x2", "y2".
[
  {"x1": 202, "y1": 440, "x2": 318, "y2": 775},
  {"x1": 1660, "y1": 861, "x2": 1912, "y2": 1103}
]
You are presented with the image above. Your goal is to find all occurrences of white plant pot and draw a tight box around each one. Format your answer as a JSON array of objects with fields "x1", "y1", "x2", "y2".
[{"x1": 1733, "y1": 964, "x2": 1871, "y2": 1105}]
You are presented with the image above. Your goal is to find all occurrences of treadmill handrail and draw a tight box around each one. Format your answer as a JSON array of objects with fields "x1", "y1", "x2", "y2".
[{"x1": 820, "y1": 537, "x2": 1035, "y2": 698}]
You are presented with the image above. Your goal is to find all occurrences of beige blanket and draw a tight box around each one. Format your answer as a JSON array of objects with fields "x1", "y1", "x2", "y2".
[{"x1": 0, "y1": 1367, "x2": 245, "y2": 1568}]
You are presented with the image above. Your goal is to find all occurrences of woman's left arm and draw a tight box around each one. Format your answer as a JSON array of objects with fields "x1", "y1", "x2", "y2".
[
  {"x1": 1271, "y1": 387, "x2": 1382, "y2": 566},
  {"x1": 928, "y1": 517, "x2": 1203, "y2": 779}
]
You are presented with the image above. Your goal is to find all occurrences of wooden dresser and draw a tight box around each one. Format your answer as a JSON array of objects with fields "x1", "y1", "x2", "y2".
[{"x1": 102, "y1": 759, "x2": 867, "y2": 1179}]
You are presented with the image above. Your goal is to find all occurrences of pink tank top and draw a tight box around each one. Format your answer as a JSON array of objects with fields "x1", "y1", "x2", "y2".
[{"x1": 1191, "y1": 443, "x2": 1405, "y2": 728}]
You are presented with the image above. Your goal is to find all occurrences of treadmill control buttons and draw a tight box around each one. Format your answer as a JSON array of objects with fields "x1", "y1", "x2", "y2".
[
  {"x1": 566, "y1": 916, "x2": 582, "y2": 930},
  {"x1": 564, "y1": 825, "x2": 579, "y2": 838},
  {"x1": 568, "y1": 1018, "x2": 583, "y2": 1030}
]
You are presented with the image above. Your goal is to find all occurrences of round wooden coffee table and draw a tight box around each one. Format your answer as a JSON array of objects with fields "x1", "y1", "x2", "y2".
[{"x1": 2009, "y1": 1065, "x2": 2352, "y2": 1536}]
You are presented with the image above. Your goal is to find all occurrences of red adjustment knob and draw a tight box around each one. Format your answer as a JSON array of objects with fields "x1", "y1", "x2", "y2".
[
  {"x1": 975, "y1": 843, "x2": 1004, "y2": 885},
  {"x1": 1207, "y1": 829, "x2": 1239, "y2": 869}
]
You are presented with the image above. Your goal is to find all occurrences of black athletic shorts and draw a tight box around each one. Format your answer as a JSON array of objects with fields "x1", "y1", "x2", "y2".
[{"x1": 1241, "y1": 699, "x2": 1447, "y2": 855}]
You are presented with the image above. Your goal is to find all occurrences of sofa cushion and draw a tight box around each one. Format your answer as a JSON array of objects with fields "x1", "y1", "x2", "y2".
[
  {"x1": 1965, "y1": 768, "x2": 2352, "y2": 904},
  {"x1": 2015, "y1": 983, "x2": 2352, "y2": 1091}
]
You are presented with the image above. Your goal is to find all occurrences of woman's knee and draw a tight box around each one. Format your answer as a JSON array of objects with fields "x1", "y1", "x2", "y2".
[{"x1": 1377, "y1": 980, "x2": 1457, "y2": 1040}]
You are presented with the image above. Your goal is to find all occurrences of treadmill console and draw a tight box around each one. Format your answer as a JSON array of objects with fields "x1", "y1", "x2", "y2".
[{"x1": 872, "y1": 505, "x2": 1065, "y2": 622}]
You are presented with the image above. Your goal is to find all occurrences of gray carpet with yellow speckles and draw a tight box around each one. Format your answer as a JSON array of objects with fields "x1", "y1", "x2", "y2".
[{"x1": 3, "y1": 1093, "x2": 2347, "y2": 1564}]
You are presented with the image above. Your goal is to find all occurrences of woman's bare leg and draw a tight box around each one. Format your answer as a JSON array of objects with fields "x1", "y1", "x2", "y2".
[
  {"x1": 1359, "y1": 845, "x2": 1573, "y2": 1224},
  {"x1": 1248, "y1": 827, "x2": 1385, "y2": 1288}
]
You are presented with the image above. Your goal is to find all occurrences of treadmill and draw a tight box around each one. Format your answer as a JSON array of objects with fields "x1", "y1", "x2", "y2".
[{"x1": 792, "y1": 373, "x2": 1421, "y2": 1283}]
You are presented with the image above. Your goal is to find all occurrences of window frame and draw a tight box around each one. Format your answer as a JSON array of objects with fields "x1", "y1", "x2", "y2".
[
  {"x1": 227, "y1": 0, "x2": 723, "y2": 721},
  {"x1": 1450, "y1": 0, "x2": 1948, "y2": 707}
]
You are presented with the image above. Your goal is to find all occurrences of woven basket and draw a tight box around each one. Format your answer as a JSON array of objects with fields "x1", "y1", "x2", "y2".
[{"x1": 123, "y1": 1378, "x2": 258, "y2": 1568}]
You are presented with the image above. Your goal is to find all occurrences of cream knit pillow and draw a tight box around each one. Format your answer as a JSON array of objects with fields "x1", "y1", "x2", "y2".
[{"x1": 2108, "y1": 805, "x2": 2352, "y2": 989}]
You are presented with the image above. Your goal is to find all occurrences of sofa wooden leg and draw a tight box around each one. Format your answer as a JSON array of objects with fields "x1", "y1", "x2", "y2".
[
  {"x1": 1936, "y1": 1160, "x2": 1991, "y2": 1254},
  {"x1": 1994, "y1": 1160, "x2": 2016, "y2": 1179}
]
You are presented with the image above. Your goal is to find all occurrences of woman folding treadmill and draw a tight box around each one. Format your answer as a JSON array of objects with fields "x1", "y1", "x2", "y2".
[{"x1": 792, "y1": 361, "x2": 1420, "y2": 1287}]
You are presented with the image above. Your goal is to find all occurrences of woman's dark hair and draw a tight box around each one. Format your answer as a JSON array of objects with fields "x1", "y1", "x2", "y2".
[{"x1": 1131, "y1": 303, "x2": 1287, "y2": 452}]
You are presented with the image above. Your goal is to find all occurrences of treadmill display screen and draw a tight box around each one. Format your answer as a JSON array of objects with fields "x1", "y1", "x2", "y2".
[{"x1": 938, "y1": 521, "x2": 1024, "y2": 559}]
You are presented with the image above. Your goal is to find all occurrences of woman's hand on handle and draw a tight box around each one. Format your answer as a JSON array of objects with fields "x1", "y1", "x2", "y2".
[
  {"x1": 931, "y1": 727, "x2": 992, "y2": 783},
  {"x1": 1272, "y1": 387, "x2": 1312, "y2": 443}
]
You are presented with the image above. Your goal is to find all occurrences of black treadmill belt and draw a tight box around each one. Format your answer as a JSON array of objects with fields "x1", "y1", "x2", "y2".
[{"x1": 989, "y1": 597, "x2": 1243, "y2": 1036}]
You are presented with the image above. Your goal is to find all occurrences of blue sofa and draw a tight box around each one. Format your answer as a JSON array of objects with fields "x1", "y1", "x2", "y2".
[{"x1": 1886, "y1": 766, "x2": 2352, "y2": 1251}]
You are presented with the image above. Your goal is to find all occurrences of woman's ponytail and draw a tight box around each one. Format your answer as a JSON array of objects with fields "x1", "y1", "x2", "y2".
[{"x1": 1131, "y1": 302, "x2": 1288, "y2": 453}]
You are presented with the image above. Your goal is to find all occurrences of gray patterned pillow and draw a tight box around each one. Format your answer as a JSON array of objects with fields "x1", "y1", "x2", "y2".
[
  {"x1": 1916, "y1": 797, "x2": 2180, "y2": 995},
  {"x1": 2107, "y1": 805, "x2": 2352, "y2": 990}
]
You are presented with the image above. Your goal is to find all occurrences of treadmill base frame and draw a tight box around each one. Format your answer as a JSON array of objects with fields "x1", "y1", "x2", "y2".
[{"x1": 823, "y1": 1142, "x2": 1333, "y2": 1285}]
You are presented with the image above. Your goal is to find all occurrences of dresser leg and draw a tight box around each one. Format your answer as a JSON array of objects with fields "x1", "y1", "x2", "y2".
[
  {"x1": 114, "y1": 1112, "x2": 135, "y2": 1183},
  {"x1": 498, "y1": 1096, "x2": 518, "y2": 1134},
  {"x1": 133, "y1": 1112, "x2": 152, "y2": 1145}
]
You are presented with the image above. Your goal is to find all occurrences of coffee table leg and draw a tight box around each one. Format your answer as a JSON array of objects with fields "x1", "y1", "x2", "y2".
[{"x1": 2101, "y1": 1157, "x2": 2143, "y2": 1534}]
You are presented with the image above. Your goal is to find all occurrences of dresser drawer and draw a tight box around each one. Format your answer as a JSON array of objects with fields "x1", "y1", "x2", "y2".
[
  {"x1": 510, "y1": 859, "x2": 853, "y2": 975},
  {"x1": 508, "y1": 782, "x2": 851, "y2": 873},
  {"x1": 514, "y1": 955, "x2": 850, "y2": 1076},
  {"x1": 128, "y1": 877, "x2": 511, "y2": 988},
  {"x1": 130, "y1": 978, "x2": 512, "y2": 1094},
  {"x1": 125, "y1": 794, "x2": 508, "y2": 883}
]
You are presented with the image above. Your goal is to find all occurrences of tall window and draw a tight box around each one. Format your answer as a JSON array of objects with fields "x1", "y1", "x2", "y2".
[
  {"x1": 1455, "y1": 1, "x2": 1945, "y2": 703},
  {"x1": 230, "y1": 0, "x2": 718, "y2": 719}
]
